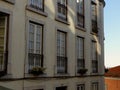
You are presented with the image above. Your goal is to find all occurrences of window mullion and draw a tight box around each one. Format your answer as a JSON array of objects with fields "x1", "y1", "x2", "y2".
[{"x1": 33, "y1": 25, "x2": 37, "y2": 67}]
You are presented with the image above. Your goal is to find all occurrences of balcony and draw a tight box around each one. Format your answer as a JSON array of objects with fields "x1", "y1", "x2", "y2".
[{"x1": 57, "y1": 56, "x2": 67, "y2": 74}]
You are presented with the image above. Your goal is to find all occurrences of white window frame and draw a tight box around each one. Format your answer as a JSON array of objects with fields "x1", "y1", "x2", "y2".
[
  {"x1": 29, "y1": 0, "x2": 44, "y2": 11},
  {"x1": 77, "y1": 37, "x2": 84, "y2": 70},
  {"x1": 57, "y1": 30, "x2": 67, "y2": 74},
  {"x1": 28, "y1": 21, "x2": 43, "y2": 70},
  {"x1": 77, "y1": 0, "x2": 84, "y2": 14},
  {"x1": 76, "y1": 0, "x2": 84, "y2": 28},
  {"x1": 77, "y1": 84, "x2": 85, "y2": 90},
  {"x1": 91, "y1": 82, "x2": 99, "y2": 90},
  {"x1": 57, "y1": 0, "x2": 67, "y2": 20}
]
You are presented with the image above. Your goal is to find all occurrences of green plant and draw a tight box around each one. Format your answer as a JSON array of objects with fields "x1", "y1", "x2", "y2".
[
  {"x1": 29, "y1": 67, "x2": 46, "y2": 76},
  {"x1": 105, "y1": 68, "x2": 109, "y2": 73},
  {"x1": 78, "y1": 68, "x2": 88, "y2": 75}
]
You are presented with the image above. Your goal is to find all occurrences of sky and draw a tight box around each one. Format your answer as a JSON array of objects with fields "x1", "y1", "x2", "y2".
[{"x1": 104, "y1": 0, "x2": 120, "y2": 67}]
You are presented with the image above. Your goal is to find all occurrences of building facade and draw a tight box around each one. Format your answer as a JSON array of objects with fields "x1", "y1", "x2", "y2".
[{"x1": 0, "y1": 0, "x2": 105, "y2": 90}]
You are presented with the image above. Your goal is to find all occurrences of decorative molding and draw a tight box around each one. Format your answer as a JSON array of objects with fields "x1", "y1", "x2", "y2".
[{"x1": 3, "y1": 0, "x2": 15, "y2": 4}]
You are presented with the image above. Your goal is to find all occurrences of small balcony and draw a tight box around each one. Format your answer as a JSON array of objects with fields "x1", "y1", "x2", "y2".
[
  {"x1": 57, "y1": 56, "x2": 67, "y2": 74},
  {"x1": 77, "y1": 59, "x2": 87, "y2": 75}
]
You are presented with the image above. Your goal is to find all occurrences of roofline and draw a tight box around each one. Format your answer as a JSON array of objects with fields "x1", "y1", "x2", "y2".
[{"x1": 99, "y1": 0, "x2": 106, "y2": 7}]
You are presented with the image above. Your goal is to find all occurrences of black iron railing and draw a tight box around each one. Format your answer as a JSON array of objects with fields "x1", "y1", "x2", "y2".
[
  {"x1": 92, "y1": 60, "x2": 98, "y2": 73},
  {"x1": 57, "y1": 56, "x2": 67, "y2": 74}
]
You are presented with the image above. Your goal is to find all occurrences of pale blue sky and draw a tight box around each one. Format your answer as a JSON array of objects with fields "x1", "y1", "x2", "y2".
[{"x1": 104, "y1": 0, "x2": 120, "y2": 67}]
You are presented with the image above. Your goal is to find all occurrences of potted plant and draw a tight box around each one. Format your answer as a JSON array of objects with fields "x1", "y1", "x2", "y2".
[
  {"x1": 105, "y1": 68, "x2": 109, "y2": 73},
  {"x1": 78, "y1": 68, "x2": 88, "y2": 75},
  {"x1": 29, "y1": 67, "x2": 46, "y2": 76}
]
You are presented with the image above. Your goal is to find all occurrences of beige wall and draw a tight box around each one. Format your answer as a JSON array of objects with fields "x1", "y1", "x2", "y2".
[{"x1": 0, "y1": 0, "x2": 105, "y2": 90}]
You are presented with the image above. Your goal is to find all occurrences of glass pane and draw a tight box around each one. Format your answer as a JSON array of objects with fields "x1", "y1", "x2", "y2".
[
  {"x1": 77, "y1": 0, "x2": 84, "y2": 14},
  {"x1": 58, "y1": 0, "x2": 66, "y2": 5},
  {"x1": 30, "y1": 0, "x2": 43, "y2": 10},
  {"x1": 36, "y1": 25, "x2": 42, "y2": 54},
  {"x1": 91, "y1": 42, "x2": 97, "y2": 60},
  {"x1": 35, "y1": 55, "x2": 41, "y2": 66},
  {"x1": 57, "y1": 31, "x2": 66, "y2": 57},
  {"x1": 0, "y1": 16, "x2": 6, "y2": 71},
  {"x1": 77, "y1": 84, "x2": 85, "y2": 90},
  {"x1": 77, "y1": 37, "x2": 84, "y2": 59},
  {"x1": 29, "y1": 23, "x2": 35, "y2": 53},
  {"x1": 92, "y1": 4, "x2": 97, "y2": 20},
  {"x1": 28, "y1": 54, "x2": 34, "y2": 69}
]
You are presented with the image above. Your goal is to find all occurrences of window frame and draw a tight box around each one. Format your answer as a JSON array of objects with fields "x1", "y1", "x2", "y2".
[
  {"x1": 91, "y1": 40, "x2": 98, "y2": 73},
  {"x1": 27, "y1": 21, "x2": 44, "y2": 73},
  {"x1": 91, "y1": 82, "x2": 99, "y2": 90},
  {"x1": 29, "y1": 0, "x2": 44, "y2": 12},
  {"x1": 56, "y1": 30, "x2": 67, "y2": 74},
  {"x1": 91, "y1": 0, "x2": 98, "y2": 34},
  {"x1": 26, "y1": 0, "x2": 48, "y2": 17},
  {"x1": 76, "y1": 0, "x2": 85, "y2": 28},
  {"x1": 56, "y1": 0, "x2": 68, "y2": 22},
  {"x1": 0, "y1": 12, "x2": 9, "y2": 77},
  {"x1": 76, "y1": 36, "x2": 85, "y2": 73},
  {"x1": 77, "y1": 84, "x2": 85, "y2": 90}
]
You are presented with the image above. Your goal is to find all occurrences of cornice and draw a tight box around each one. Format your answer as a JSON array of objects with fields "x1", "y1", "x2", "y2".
[{"x1": 99, "y1": 0, "x2": 106, "y2": 7}]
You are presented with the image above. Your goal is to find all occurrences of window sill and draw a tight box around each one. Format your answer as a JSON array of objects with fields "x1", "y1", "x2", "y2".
[
  {"x1": 0, "y1": 74, "x2": 12, "y2": 79},
  {"x1": 75, "y1": 25, "x2": 86, "y2": 32},
  {"x1": 26, "y1": 5, "x2": 48, "y2": 17},
  {"x1": 3, "y1": 0, "x2": 15, "y2": 4},
  {"x1": 55, "y1": 17, "x2": 70, "y2": 25},
  {"x1": 90, "y1": 72, "x2": 99, "y2": 76},
  {"x1": 55, "y1": 73, "x2": 69, "y2": 77},
  {"x1": 25, "y1": 73, "x2": 47, "y2": 78},
  {"x1": 76, "y1": 74, "x2": 87, "y2": 77},
  {"x1": 90, "y1": 31, "x2": 98, "y2": 36}
]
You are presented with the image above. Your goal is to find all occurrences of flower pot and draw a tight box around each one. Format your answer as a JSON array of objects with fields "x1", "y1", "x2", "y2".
[
  {"x1": 78, "y1": 68, "x2": 88, "y2": 75},
  {"x1": 29, "y1": 67, "x2": 45, "y2": 76}
]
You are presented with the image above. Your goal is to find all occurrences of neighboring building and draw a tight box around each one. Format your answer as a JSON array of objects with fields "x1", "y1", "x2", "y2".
[
  {"x1": 105, "y1": 66, "x2": 120, "y2": 90},
  {"x1": 0, "y1": 0, "x2": 105, "y2": 90}
]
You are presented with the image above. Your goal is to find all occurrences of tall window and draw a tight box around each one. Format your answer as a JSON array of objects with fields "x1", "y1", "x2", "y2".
[
  {"x1": 91, "y1": 0, "x2": 98, "y2": 33},
  {"x1": 77, "y1": 84, "x2": 85, "y2": 90},
  {"x1": 57, "y1": 0, "x2": 67, "y2": 21},
  {"x1": 28, "y1": 22, "x2": 43, "y2": 72},
  {"x1": 91, "y1": 82, "x2": 99, "y2": 90},
  {"x1": 0, "y1": 13, "x2": 9, "y2": 77},
  {"x1": 57, "y1": 30, "x2": 67, "y2": 74},
  {"x1": 56, "y1": 86, "x2": 67, "y2": 90},
  {"x1": 29, "y1": 0, "x2": 44, "y2": 11},
  {"x1": 77, "y1": 37, "x2": 84, "y2": 73},
  {"x1": 76, "y1": 0, "x2": 84, "y2": 28},
  {"x1": 91, "y1": 41, "x2": 98, "y2": 73}
]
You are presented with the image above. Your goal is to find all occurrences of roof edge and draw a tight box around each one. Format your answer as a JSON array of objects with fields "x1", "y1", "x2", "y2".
[{"x1": 99, "y1": 0, "x2": 106, "y2": 7}]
